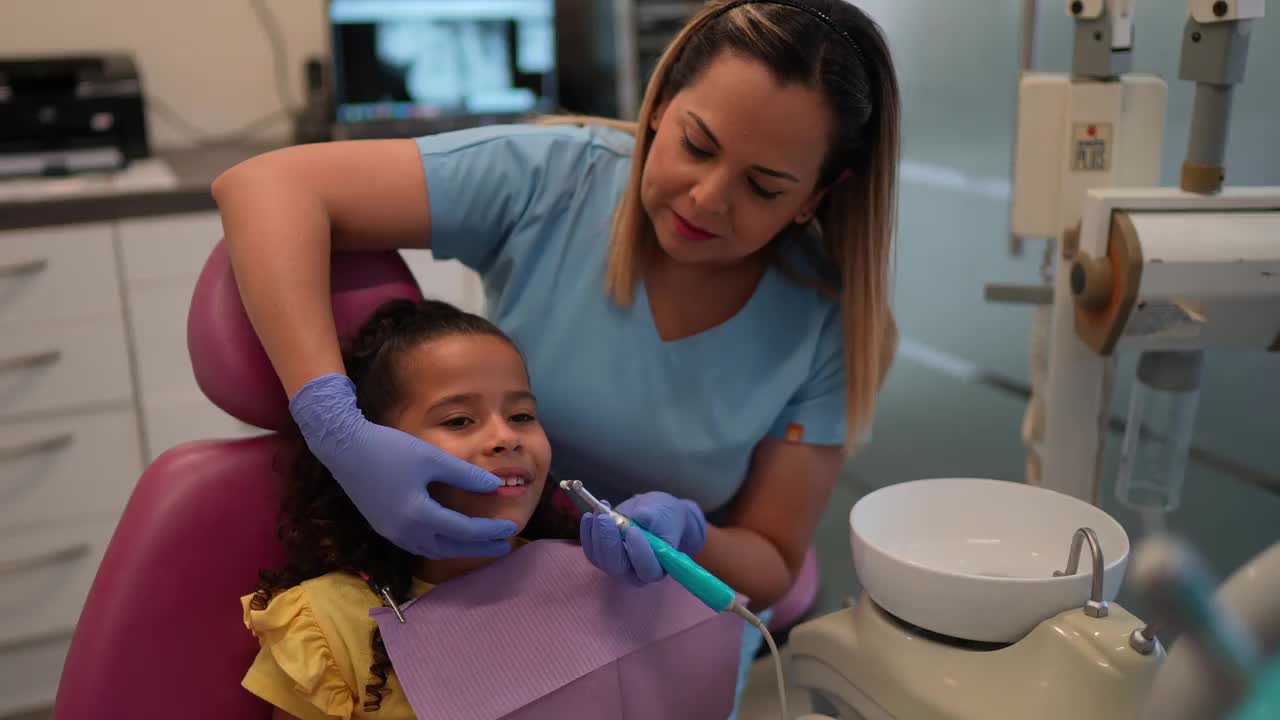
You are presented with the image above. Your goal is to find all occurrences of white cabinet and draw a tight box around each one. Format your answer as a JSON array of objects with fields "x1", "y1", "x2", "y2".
[
  {"x1": 118, "y1": 213, "x2": 258, "y2": 460},
  {"x1": 0, "y1": 222, "x2": 123, "y2": 327},
  {"x1": 0, "y1": 221, "x2": 140, "y2": 718},
  {"x1": 117, "y1": 213, "x2": 224, "y2": 286},
  {"x1": 0, "y1": 210, "x2": 484, "y2": 716},
  {"x1": 0, "y1": 409, "x2": 143, "y2": 534},
  {"x1": 0, "y1": 633, "x2": 72, "y2": 719},
  {"x1": 0, "y1": 317, "x2": 134, "y2": 419},
  {"x1": 400, "y1": 247, "x2": 486, "y2": 314},
  {"x1": 0, "y1": 517, "x2": 120, "y2": 718}
]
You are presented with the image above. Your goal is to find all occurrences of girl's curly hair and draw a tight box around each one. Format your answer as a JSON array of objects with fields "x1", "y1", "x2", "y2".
[{"x1": 250, "y1": 299, "x2": 578, "y2": 711}]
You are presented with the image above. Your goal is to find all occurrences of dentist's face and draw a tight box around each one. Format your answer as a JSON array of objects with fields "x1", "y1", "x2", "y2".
[
  {"x1": 641, "y1": 51, "x2": 834, "y2": 268},
  {"x1": 391, "y1": 334, "x2": 551, "y2": 532}
]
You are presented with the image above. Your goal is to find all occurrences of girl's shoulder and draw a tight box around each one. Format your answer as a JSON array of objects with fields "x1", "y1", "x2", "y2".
[
  {"x1": 241, "y1": 572, "x2": 427, "y2": 719},
  {"x1": 243, "y1": 572, "x2": 430, "y2": 645},
  {"x1": 242, "y1": 572, "x2": 366, "y2": 639}
]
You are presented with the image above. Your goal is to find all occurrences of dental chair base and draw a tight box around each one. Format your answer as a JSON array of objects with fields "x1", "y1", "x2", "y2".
[{"x1": 787, "y1": 594, "x2": 1164, "y2": 720}]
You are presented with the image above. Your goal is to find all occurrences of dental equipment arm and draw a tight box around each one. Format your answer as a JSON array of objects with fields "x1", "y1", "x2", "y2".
[
  {"x1": 1180, "y1": 0, "x2": 1265, "y2": 194},
  {"x1": 1068, "y1": 0, "x2": 1137, "y2": 77},
  {"x1": 1135, "y1": 538, "x2": 1280, "y2": 720},
  {"x1": 1039, "y1": 0, "x2": 1273, "y2": 506}
]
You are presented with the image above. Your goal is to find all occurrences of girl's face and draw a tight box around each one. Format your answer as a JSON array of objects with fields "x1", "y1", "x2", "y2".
[
  {"x1": 391, "y1": 334, "x2": 551, "y2": 533},
  {"x1": 641, "y1": 51, "x2": 835, "y2": 268}
]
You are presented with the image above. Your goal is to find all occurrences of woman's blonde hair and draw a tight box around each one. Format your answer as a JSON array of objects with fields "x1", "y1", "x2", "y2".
[{"x1": 546, "y1": 0, "x2": 899, "y2": 447}]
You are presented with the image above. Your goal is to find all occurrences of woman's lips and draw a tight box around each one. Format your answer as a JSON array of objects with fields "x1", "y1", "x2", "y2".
[{"x1": 671, "y1": 210, "x2": 716, "y2": 242}]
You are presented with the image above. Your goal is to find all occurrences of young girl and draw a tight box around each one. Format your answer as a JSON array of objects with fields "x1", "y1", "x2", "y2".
[{"x1": 242, "y1": 299, "x2": 578, "y2": 720}]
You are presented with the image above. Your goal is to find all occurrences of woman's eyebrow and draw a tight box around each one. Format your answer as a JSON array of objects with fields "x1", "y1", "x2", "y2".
[{"x1": 685, "y1": 110, "x2": 801, "y2": 183}]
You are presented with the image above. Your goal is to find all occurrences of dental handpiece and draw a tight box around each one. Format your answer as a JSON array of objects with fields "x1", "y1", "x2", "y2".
[
  {"x1": 561, "y1": 480, "x2": 744, "y2": 615},
  {"x1": 561, "y1": 479, "x2": 789, "y2": 720}
]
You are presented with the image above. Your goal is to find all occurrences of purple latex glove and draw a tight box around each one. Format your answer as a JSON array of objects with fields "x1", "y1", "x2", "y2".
[
  {"x1": 290, "y1": 373, "x2": 517, "y2": 558},
  {"x1": 580, "y1": 491, "x2": 709, "y2": 584}
]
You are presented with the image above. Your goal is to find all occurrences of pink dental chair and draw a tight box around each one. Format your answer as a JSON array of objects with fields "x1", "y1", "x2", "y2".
[
  {"x1": 52, "y1": 239, "x2": 819, "y2": 719},
  {"x1": 53, "y1": 241, "x2": 423, "y2": 720},
  {"x1": 769, "y1": 544, "x2": 820, "y2": 634}
]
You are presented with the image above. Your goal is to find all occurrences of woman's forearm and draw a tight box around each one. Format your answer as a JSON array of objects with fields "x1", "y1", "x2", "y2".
[
  {"x1": 214, "y1": 161, "x2": 344, "y2": 398},
  {"x1": 695, "y1": 524, "x2": 793, "y2": 610},
  {"x1": 213, "y1": 140, "x2": 433, "y2": 397}
]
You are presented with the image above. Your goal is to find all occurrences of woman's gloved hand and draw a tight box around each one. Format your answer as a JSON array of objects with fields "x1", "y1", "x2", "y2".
[
  {"x1": 580, "y1": 491, "x2": 708, "y2": 584},
  {"x1": 290, "y1": 373, "x2": 517, "y2": 558}
]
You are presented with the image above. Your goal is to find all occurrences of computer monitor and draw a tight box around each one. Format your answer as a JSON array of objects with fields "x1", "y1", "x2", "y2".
[{"x1": 328, "y1": 0, "x2": 558, "y2": 129}]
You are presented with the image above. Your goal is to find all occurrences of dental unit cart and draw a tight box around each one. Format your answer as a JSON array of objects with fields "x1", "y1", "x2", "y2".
[
  {"x1": 787, "y1": 477, "x2": 1161, "y2": 720},
  {"x1": 786, "y1": 477, "x2": 1280, "y2": 720},
  {"x1": 787, "y1": 1, "x2": 1279, "y2": 718}
]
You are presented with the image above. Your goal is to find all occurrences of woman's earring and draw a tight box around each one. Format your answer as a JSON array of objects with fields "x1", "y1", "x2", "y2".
[{"x1": 795, "y1": 212, "x2": 814, "y2": 225}]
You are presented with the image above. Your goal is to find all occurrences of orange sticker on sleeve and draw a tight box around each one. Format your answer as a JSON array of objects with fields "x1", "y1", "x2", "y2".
[{"x1": 784, "y1": 422, "x2": 805, "y2": 443}]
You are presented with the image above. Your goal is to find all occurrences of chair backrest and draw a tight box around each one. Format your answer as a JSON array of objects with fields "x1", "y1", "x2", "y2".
[{"x1": 53, "y1": 241, "x2": 422, "y2": 720}]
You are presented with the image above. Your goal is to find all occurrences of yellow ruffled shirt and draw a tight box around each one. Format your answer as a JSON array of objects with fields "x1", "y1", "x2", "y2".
[{"x1": 241, "y1": 572, "x2": 433, "y2": 720}]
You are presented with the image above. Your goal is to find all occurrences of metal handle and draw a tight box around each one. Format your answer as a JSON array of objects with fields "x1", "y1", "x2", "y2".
[
  {"x1": 0, "y1": 541, "x2": 90, "y2": 577},
  {"x1": 0, "y1": 258, "x2": 49, "y2": 279},
  {"x1": 1053, "y1": 527, "x2": 1110, "y2": 618},
  {"x1": 0, "y1": 433, "x2": 74, "y2": 463},
  {"x1": 984, "y1": 283, "x2": 1054, "y2": 305},
  {"x1": 0, "y1": 349, "x2": 61, "y2": 374},
  {"x1": 1129, "y1": 622, "x2": 1162, "y2": 654}
]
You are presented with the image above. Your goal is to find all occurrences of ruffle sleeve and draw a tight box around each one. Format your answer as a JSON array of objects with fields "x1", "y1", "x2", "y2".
[{"x1": 241, "y1": 586, "x2": 356, "y2": 720}]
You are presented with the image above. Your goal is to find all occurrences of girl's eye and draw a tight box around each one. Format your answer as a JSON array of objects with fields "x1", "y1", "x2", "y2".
[
  {"x1": 748, "y1": 178, "x2": 783, "y2": 200},
  {"x1": 442, "y1": 416, "x2": 473, "y2": 428},
  {"x1": 681, "y1": 134, "x2": 713, "y2": 159},
  {"x1": 511, "y1": 413, "x2": 537, "y2": 423}
]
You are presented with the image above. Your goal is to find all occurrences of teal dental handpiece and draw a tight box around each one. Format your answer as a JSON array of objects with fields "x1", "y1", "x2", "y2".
[
  {"x1": 561, "y1": 480, "x2": 744, "y2": 615},
  {"x1": 561, "y1": 479, "x2": 789, "y2": 720}
]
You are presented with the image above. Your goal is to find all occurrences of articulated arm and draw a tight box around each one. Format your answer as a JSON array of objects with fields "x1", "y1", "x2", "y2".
[{"x1": 1068, "y1": 0, "x2": 1137, "y2": 76}]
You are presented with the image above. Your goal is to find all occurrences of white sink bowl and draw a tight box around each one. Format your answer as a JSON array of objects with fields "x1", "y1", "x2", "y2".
[{"x1": 850, "y1": 478, "x2": 1130, "y2": 643}]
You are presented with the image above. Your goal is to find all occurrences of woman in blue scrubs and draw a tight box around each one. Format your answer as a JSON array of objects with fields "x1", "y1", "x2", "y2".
[{"x1": 215, "y1": 0, "x2": 899, "y2": 696}]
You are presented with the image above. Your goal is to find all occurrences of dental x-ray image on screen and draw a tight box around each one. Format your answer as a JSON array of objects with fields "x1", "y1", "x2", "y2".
[{"x1": 330, "y1": 0, "x2": 557, "y2": 123}]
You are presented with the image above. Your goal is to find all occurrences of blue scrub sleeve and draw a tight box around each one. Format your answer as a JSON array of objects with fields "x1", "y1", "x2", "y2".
[
  {"x1": 416, "y1": 124, "x2": 597, "y2": 275},
  {"x1": 767, "y1": 308, "x2": 848, "y2": 446}
]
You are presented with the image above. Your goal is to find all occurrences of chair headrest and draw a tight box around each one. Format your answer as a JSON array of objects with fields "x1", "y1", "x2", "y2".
[{"x1": 187, "y1": 241, "x2": 423, "y2": 432}]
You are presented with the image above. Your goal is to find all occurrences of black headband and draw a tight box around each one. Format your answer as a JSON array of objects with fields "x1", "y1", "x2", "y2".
[{"x1": 711, "y1": 0, "x2": 865, "y2": 67}]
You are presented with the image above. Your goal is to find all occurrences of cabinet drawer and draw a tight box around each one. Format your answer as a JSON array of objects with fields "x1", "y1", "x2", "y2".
[
  {"x1": 0, "y1": 518, "x2": 117, "y2": 651},
  {"x1": 119, "y1": 212, "x2": 223, "y2": 287},
  {"x1": 0, "y1": 222, "x2": 122, "y2": 327},
  {"x1": 0, "y1": 408, "x2": 142, "y2": 533},
  {"x1": 0, "y1": 316, "x2": 133, "y2": 421},
  {"x1": 130, "y1": 279, "x2": 201, "y2": 405},
  {"x1": 143, "y1": 400, "x2": 264, "y2": 462},
  {"x1": 0, "y1": 630, "x2": 70, "y2": 717}
]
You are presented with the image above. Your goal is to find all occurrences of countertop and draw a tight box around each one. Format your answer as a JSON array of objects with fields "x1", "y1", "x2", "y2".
[{"x1": 0, "y1": 142, "x2": 278, "y2": 232}]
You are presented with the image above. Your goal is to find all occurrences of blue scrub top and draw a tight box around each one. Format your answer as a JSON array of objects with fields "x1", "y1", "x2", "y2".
[{"x1": 418, "y1": 123, "x2": 847, "y2": 514}]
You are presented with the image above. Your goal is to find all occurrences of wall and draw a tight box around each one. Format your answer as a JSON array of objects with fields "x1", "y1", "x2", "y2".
[{"x1": 2, "y1": 0, "x2": 327, "y2": 149}]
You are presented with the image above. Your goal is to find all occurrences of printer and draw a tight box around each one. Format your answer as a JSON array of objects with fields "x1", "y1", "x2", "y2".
[{"x1": 0, "y1": 54, "x2": 150, "y2": 178}]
